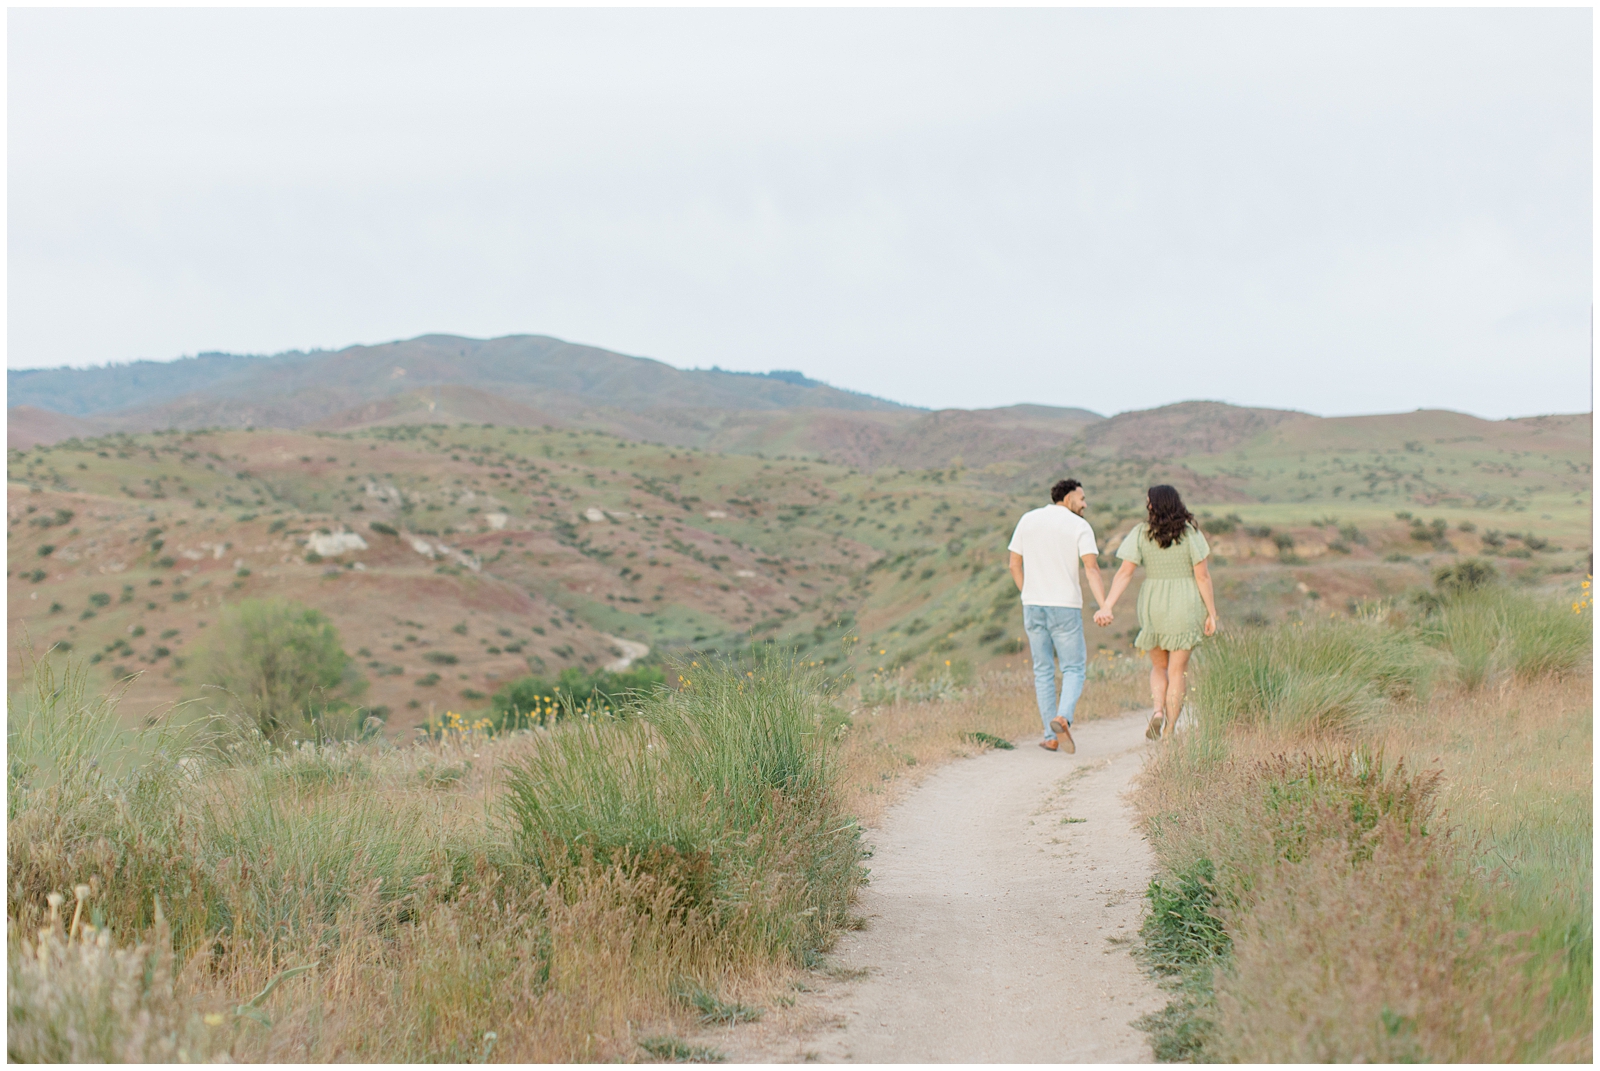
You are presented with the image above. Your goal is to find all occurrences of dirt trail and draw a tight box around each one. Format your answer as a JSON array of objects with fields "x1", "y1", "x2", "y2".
[{"x1": 706, "y1": 709, "x2": 1166, "y2": 1063}]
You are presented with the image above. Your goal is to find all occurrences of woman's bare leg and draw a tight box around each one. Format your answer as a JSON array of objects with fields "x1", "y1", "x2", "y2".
[
  {"x1": 1148, "y1": 648, "x2": 1169, "y2": 716},
  {"x1": 1163, "y1": 648, "x2": 1193, "y2": 735}
]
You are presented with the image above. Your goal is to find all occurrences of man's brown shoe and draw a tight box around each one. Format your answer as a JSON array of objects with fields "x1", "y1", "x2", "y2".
[
  {"x1": 1049, "y1": 717, "x2": 1076, "y2": 754},
  {"x1": 1038, "y1": 738, "x2": 1059, "y2": 752}
]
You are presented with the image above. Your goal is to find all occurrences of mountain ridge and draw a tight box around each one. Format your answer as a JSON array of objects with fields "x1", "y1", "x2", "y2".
[{"x1": 8, "y1": 334, "x2": 911, "y2": 420}]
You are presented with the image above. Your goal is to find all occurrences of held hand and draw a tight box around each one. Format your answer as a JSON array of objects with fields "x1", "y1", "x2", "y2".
[
  {"x1": 1204, "y1": 614, "x2": 1218, "y2": 636},
  {"x1": 1093, "y1": 608, "x2": 1114, "y2": 627}
]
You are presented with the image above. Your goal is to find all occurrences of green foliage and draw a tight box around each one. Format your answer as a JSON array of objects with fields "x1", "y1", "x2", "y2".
[
  {"x1": 962, "y1": 730, "x2": 1015, "y2": 750},
  {"x1": 1141, "y1": 857, "x2": 1230, "y2": 974},
  {"x1": 1200, "y1": 512, "x2": 1241, "y2": 535},
  {"x1": 1418, "y1": 588, "x2": 1591, "y2": 689},
  {"x1": 1134, "y1": 856, "x2": 1228, "y2": 1062},
  {"x1": 1193, "y1": 620, "x2": 1432, "y2": 735},
  {"x1": 1432, "y1": 557, "x2": 1497, "y2": 594},
  {"x1": 198, "y1": 598, "x2": 367, "y2": 742},
  {"x1": 502, "y1": 654, "x2": 863, "y2": 966},
  {"x1": 368, "y1": 521, "x2": 398, "y2": 537},
  {"x1": 638, "y1": 1036, "x2": 725, "y2": 1063},
  {"x1": 675, "y1": 983, "x2": 763, "y2": 1024},
  {"x1": 488, "y1": 665, "x2": 666, "y2": 730}
]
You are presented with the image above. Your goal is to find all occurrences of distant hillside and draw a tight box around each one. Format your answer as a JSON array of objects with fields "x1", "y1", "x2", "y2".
[
  {"x1": 6, "y1": 406, "x2": 106, "y2": 451},
  {"x1": 9, "y1": 333, "x2": 1590, "y2": 506},
  {"x1": 8, "y1": 351, "x2": 312, "y2": 417},
  {"x1": 8, "y1": 334, "x2": 908, "y2": 428},
  {"x1": 1077, "y1": 400, "x2": 1310, "y2": 458}
]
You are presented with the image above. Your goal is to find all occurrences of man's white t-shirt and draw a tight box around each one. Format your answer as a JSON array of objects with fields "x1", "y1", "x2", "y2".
[{"x1": 1008, "y1": 505, "x2": 1100, "y2": 608}]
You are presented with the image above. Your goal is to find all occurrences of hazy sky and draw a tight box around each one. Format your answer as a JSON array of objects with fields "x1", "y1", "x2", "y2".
[{"x1": 8, "y1": 8, "x2": 1592, "y2": 419}]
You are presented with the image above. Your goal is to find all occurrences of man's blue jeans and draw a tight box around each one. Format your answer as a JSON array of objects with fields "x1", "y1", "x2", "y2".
[{"x1": 1023, "y1": 605, "x2": 1086, "y2": 741}]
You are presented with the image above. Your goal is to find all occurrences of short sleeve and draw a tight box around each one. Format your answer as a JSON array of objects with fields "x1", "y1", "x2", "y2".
[
  {"x1": 1007, "y1": 517, "x2": 1027, "y2": 555},
  {"x1": 1187, "y1": 525, "x2": 1211, "y2": 565},
  {"x1": 1077, "y1": 519, "x2": 1099, "y2": 559},
  {"x1": 1116, "y1": 525, "x2": 1144, "y2": 565}
]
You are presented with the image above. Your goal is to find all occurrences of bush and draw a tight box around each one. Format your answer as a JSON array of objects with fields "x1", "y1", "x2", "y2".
[
  {"x1": 197, "y1": 599, "x2": 366, "y2": 741},
  {"x1": 1433, "y1": 557, "x2": 1497, "y2": 594},
  {"x1": 1339, "y1": 523, "x2": 1366, "y2": 545},
  {"x1": 1193, "y1": 620, "x2": 1432, "y2": 735},
  {"x1": 369, "y1": 521, "x2": 398, "y2": 537},
  {"x1": 1419, "y1": 589, "x2": 1591, "y2": 689},
  {"x1": 1201, "y1": 513, "x2": 1242, "y2": 535},
  {"x1": 502, "y1": 655, "x2": 863, "y2": 966},
  {"x1": 490, "y1": 665, "x2": 668, "y2": 730}
]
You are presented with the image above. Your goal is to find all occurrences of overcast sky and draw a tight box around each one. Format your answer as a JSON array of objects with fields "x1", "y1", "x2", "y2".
[{"x1": 7, "y1": 8, "x2": 1592, "y2": 419}]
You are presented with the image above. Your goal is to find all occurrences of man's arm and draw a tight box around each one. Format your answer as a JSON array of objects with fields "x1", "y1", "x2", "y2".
[
  {"x1": 1009, "y1": 551, "x2": 1025, "y2": 591},
  {"x1": 1081, "y1": 553, "x2": 1108, "y2": 609}
]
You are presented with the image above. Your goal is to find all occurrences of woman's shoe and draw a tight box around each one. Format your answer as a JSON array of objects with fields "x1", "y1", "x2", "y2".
[{"x1": 1145, "y1": 711, "x2": 1165, "y2": 740}]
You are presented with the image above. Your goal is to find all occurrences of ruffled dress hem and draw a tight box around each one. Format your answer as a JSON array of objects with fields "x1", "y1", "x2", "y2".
[{"x1": 1134, "y1": 627, "x2": 1205, "y2": 652}]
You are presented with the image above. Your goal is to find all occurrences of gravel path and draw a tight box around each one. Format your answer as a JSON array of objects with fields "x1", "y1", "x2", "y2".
[{"x1": 703, "y1": 708, "x2": 1166, "y2": 1063}]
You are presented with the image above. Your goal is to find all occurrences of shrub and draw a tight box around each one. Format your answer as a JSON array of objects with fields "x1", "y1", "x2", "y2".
[
  {"x1": 1193, "y1": 620, "x2": 1431, "y2": 735},
  {"x1": 491, "y1": 665, "x2": 667, "y2": 730},
  {"x1": 369, "y1": 521, "x2": 398, "y2": 537},
  {"x1": 1419, "y1": 589, "x2": 1591, "y2": 689},
  {"x1": 1432, "y1": 557, "x2": 1496, "y2": 594},
  {"x1": 196, "y1": 599, "x2": 366, "y2": 741},
  {"x1": 502, "y1": 655, "x2": 863, "y2": 966}
]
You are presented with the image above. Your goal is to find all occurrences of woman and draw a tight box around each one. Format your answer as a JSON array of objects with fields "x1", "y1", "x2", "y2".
[{"x1": 1094, "y1": 485, "x2": 1218, "y2": 740}]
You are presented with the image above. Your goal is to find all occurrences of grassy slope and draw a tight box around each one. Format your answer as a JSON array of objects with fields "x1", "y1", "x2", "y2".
[
  {"x1": 1133, "y1": 596, "x2": 1591, "y2": 1061},
  {"x1": 8, "y1": 409, "x2": 1590, "y2": 735}
]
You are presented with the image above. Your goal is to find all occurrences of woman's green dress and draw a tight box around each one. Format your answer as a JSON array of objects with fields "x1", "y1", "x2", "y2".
[{"x1": 1116, "y1": 522, "x2": 1210, "y2": 652}]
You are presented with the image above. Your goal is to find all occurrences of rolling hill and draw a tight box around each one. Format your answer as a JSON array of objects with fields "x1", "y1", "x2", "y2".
[
  {"x1": 8, "y1": 334, "x2": 908, "y2": 430},
  {"x1": 7, "y1": 331, "x2": 1590, "y2": 737}
]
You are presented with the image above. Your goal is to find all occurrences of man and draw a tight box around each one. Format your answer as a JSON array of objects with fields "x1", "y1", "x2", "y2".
[{"x1": 1007, "y1": 478, "x2": 1108, "y2": 753}]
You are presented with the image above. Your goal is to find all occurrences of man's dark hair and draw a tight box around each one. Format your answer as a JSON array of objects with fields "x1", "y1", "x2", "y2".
[{"x1": 1051, "y1": 479, "x2": 1082, "y2": 503}]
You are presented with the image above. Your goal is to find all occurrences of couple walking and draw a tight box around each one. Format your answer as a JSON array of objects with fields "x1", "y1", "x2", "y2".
[{"x1": 1007, "y1": 480, "x2": 1219, "y2": 752}]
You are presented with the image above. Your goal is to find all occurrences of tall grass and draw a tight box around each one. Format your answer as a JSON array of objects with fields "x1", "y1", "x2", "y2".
[
  {"x1": 1137, "y1": 587, "x2": 1591, "y2": 1061},
  {"x1": 503, "y1": 655, "x2": 863, "y2": 967},
  {"x1": 1192, "y1": 617, "x2": 1432, "y2": 736},
  {"x1": 1417, "y1": 587, "x2": 1592, "y2": 688},
  {"x1": 8, "y1": 648, "x2": 864, "y2": 1061}
]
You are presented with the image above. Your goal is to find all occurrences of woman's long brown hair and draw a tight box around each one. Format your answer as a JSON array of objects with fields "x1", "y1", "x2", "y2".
[{"x1": 1146, "y1": 485, "x2": 1196, "y2": 549}]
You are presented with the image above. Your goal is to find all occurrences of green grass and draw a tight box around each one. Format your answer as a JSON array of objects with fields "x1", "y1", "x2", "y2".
[
  {"x1": 1192, "y1": 616, "x2": 1433, "y2": 736},
  {"x1": 502, "y1": 653, "x2": 864, "y2": 966},
  {"x1": 962, "y1": 730, "x2": 1014, "y2": 750},
  {"x1": 1417, "y1": 587, "x2": 1592, "y2": 689},
  {"x1": 638, "y1": 1036, "x2": 726, "y2": 1062},
  {"x1": 1138, "y1": 587, "x2": 1592, "y2": 1061}
]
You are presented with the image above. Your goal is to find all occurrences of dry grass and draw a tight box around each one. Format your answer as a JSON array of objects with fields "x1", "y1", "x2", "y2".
[
  {"x1": 7, "y1": 654, "x2": 858, "y2": 1063},
  {"x1": 10, "y1": 648, "x2": 1157, "y2": 1062},
  {"x1": 1134, "y1": 661, "x2": 1592, "y2": 1062}
]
